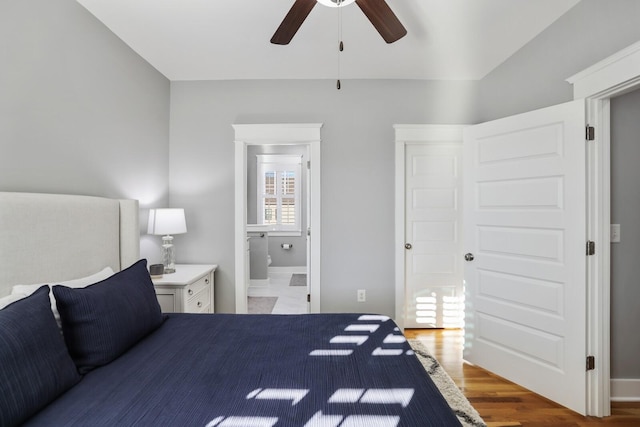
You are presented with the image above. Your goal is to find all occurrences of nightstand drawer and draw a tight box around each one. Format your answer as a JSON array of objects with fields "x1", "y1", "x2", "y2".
[
  {"x1": 185, "y1": 274, "x2": 210, "y2": 298},
  {"x1": 186, "y1": 285, "x2": 211, "y2": 313}
]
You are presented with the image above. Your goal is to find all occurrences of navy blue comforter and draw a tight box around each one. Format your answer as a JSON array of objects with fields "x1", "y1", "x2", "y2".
[{"x1": 24, "y1": 313, "x2": 461, "y2": 426}]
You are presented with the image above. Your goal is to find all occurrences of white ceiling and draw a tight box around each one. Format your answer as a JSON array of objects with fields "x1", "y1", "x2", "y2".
[{"x1": 76, "y1": 0, "x2": 580, "y2": 81}]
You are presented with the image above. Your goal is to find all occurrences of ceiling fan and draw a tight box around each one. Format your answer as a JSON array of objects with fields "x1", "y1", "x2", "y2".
[{"x1": 271, "y1": 0, "x2": 407, "y2": 45}]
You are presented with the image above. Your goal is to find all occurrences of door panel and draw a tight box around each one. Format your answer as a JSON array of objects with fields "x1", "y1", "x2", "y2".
[
  {"x1": 463, "y1": 100, "x2": 587, "y2": 414},
  {"x1": 404, "y1": 143, "x2": 463, "y2": 328}
]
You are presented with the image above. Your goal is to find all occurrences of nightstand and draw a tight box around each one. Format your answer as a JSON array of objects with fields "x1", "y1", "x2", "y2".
[{"x1": 152, "y1": 264, "x2": 217, "y2": 313}]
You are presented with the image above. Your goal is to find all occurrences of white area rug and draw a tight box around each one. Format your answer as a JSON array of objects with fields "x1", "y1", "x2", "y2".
[{"x1": 409, "y1": 339, "x2": 486, "y2": 427}]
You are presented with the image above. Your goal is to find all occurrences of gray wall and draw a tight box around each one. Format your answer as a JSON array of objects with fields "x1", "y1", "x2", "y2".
[
  {"x1": 0, "y1": 0, "x2": 171, "y2": 262},
  {"x1": 169, "y1": 79, "x2": 479, "y2": 314},
  {"x1": 479, "y1": 0, "x2": 640, "y2": 122},
  {"x1": 477, "y1": 0, "x2": 640, "y2": 383},
  {"x1": 610, "y1": 89, "x2": 640, "y2": 379}
]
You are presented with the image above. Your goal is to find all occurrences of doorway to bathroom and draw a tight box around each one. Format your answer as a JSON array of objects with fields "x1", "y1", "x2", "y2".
[
  {"x1": 246, "y1": 146, "x2": 308, "y2": 314},
  {"x1": 233, "y1": 124, "x2": 322, "y2": 315}
]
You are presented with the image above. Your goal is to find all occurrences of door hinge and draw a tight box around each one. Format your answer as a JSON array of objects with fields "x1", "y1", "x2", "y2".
[
  {"x1": 586, "y1": 355, "x2": 595, "y2": 371},
  {"x1": 586, "y1": 125, "x2": 595, "y2": 141},
  {"x1": 307, "y1": 160, "x2": 311, "y2": 169},
  {"x1": 586, "y1": 240, "x2": 595, "y2": 256},
  {"x1": 307, "y1": 294, "x2": 311, "y2": 303}
]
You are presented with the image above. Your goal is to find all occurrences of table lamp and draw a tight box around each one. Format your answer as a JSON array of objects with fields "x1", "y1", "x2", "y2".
[{"x1": 148, "y1": 208, "x2": 187, "y2": 273}]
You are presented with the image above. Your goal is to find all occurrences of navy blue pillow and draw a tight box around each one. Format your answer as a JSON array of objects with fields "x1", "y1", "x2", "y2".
[
  {"x1": 53, "y1": 259, "x2": 164, "y2": 374},
  {"x1": 0, "y1": 286, "x2": 81, "y2": 426}
]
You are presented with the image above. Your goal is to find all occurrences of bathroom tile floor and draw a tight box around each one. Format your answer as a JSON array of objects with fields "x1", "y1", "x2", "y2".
[{"x1": 247, "y1": 272, "x2": 308, "y2": 314}]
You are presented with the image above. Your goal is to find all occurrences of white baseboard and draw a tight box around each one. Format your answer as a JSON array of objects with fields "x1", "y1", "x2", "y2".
[
  {"x1": 268, "y1": 266, "x2": 306, "y2": 275},
  {"x1": 249, "y1": 278, "x2": 270, "y2": 287},
  {"x1": 611, "y1": 379, "x2": 640, "y2": 402}
]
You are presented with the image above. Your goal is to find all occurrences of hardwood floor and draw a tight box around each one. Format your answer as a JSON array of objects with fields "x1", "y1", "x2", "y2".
[{"x1": 404, "y1": 328, "x2": 640, "y2": 426}]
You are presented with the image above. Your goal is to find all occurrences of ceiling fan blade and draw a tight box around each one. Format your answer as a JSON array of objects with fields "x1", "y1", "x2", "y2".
[
  {"x1": 271, "y1": 0, "x2": 317, "y2": 45},
  {"x1": 355, "y1": 0, "x2": 407, "y2": 43}
]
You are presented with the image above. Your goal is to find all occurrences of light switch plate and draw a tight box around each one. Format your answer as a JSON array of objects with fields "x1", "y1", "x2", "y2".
[{"x1": 611, "y1": 224, "x2": 621, "y2": 243}]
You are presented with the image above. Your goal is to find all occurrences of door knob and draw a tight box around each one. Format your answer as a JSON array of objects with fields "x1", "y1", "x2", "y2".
[
  {"x1": 405, "y1": 243, "x2": 412, "y2": 250},
  {"x1": 464, "y1": 253, "x2": 474, "y2": 261}
]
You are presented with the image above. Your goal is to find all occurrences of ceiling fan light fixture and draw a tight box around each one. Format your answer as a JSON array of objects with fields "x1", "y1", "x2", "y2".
[{"x1": 316, "y1": 0, "x2": 356, "y2": 7}]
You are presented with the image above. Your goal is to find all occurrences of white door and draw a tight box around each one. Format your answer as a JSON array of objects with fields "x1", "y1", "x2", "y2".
[
  {"x1": 404, "y1": 143, "x2": 464, "y2": 328},
  {"x1": 463, "y1": 100, "x2": 587, "y2": 414}
]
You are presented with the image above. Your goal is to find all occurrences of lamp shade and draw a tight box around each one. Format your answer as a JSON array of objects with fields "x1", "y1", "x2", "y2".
[{"x1": 148, "y1": 208, "x2": 187, "y2": 235}]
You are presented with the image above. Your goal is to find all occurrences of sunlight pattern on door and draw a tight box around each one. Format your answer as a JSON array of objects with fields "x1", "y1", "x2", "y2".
[{"x1": 414, "y1": 290, "x2": 464, "y2": 328}]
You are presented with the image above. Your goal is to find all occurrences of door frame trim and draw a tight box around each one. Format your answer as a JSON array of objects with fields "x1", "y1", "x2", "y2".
[
  {"x1": 394, "y1": 125, "x2": 467, "y2": 330},
  {"x1": 233, "y1": 123, "x2": 322, "y2": 314},
  {"x1": 567, "y1": 39, "x2": 640, "y2": 417}
]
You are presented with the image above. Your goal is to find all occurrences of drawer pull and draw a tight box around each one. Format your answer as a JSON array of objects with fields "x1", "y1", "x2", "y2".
[
  {"x1": 188, "y1": 289, "x2": 193, "y2": 295},
  {"x1": 205, "y1": 278, "x2": 210, "y2": 284},
  {"x1": 197, "y1": 301, "x2": 202, "y2": 307}
]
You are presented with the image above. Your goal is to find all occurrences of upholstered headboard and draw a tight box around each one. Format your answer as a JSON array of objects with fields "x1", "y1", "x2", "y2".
[{"x1": 0, "y1": 192, "x2": 139, "y2": 297}]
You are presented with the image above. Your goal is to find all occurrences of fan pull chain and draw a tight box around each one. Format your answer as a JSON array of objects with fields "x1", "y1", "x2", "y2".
[
  {"x1": 337, "y1": 0, "x2": 343, "y2": 90},
  {"x1": 337, "y1": 38, "x2": 343, "y2": 89}
]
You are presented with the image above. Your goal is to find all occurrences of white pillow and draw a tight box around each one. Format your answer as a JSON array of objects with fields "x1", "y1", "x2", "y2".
[
  {"x1": 0, "y1": 293, "x2": 27, "y2": 310},
  {"x1": 11, "y1": 267, "x2": 115, "y2": 328}
]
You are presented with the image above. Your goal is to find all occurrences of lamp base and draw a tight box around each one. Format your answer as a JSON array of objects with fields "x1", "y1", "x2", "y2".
[{"x1": 161, "y1": 235, "x2": 176, "y2": 274}]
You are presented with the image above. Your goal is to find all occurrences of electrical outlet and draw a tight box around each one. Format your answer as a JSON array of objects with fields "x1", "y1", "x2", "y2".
[
  {"x1": 357, "y1": 289, "x2": 366, "y2": 302},
  {"x1": 611, "y1": 224, "x2": 621, "y2": 243}
]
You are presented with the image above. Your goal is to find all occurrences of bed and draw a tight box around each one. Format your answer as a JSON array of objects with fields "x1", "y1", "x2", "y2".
[{"x1": 0, "y1": 192, "x2": 461, "y2": 426}]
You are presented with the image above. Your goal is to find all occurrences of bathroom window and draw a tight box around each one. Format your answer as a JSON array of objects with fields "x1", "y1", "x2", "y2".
[{"x1": 257, "y1": 155, "x2": 302, "y2": 236}]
